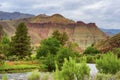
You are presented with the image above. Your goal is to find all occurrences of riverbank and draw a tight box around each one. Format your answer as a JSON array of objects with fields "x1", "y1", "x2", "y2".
[{"x1": 0, "y1": 64, "x2": 98, "y2": 80}]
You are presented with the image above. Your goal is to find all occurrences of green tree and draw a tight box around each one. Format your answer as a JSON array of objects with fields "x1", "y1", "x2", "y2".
[
  {"x1": 83, "y1": 46, "x2": 100, "y2": 55},
  {"x1": 36, "y1": 30, "x2": 79, "y2": 72},
  {"x1": 0, "y1": 35, "x2": 10, "y2": 57},
  {"x1": 52, "y1": 30, "x2": 68, "y2": 45},
  {"x1": 0, "y1": 25, "x2": 6, "y2": 65},
  {"x1": 36, "y1": 37, "x2": 60, "y2": 71},
  {"x1": 9, "y1": 22, "x2": 31, "y2": 59},
  {"x1": 36, "y1": 37, "x2": 60, "y2": 58}
]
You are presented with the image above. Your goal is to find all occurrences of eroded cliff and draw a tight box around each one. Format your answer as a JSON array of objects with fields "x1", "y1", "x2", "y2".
[{"x1": 0, "y1": 14, "x2": 107, "y2": 49}]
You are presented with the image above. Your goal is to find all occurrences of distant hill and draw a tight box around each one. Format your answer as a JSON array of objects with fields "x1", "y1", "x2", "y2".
[
  {"x1": 0, "y1": 11, "x2": 34, "y2": 20},
  {"x1": 22, "y1": 13, "x2": 74, "y2": 24},
  {"x1": 101, "y1": 28, "x2": 120, "y2": 36},
  {"x1": 0, "y1": 13, "x2": 107, "y2": 49}
]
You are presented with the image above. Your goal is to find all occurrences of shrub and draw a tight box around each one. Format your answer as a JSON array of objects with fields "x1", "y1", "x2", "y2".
[
  {"x1": 39, "y1": 47, "x2": 79, "y2": 71},
  {"x1": 27, "y1": 70, "x2": 40, "y2": 80},
  {"x1": 96, "y1": 52, "x2": 120, "y2": 74},
  {"x1": 40, "y1": 54, "x2": 56, "y2": 72},
  {"x1": 114, "y1": 71, "x2": 120, "y2": 80},
  {"x1": 7, "y1": 55, "x2": 19, "y2": 61},
  {"x1": 61, "y1": 58, "x2": 77, "y2": 80},
  {"x1": 53, "y1": 63, "x2": 64, "y2": 80},
  {"x1": 83, "y1": 46, "x2": 100, "y2": 55},
  {"x1": 22, "y1": 56, "x2": 31, "y2": 61},
  {"x1": 79, "y1": 55, "x2": 87, "y2": 63},
  {"x1": 36, "y1": 45, "x2": 49, "y2": 58},
  {"x1": 2, "y1": 74, "x2": 8, "y2": 80},
  {"x1": 96, "y1": 71, "x2": 120, "y2": 80},
  {"x1": 31, "y1": 53, "x2": 36, "y2": 60},
  {"x1": 56, "y1": 47, "x2": 77, "y2": 69},
  {"x1": 42, "y1": 73, "x2": 49, "y2": 80},
  {"x1": 79, "y1": 54, "x2": 102, "y2": 63},
  {"x1": 0, "y1": 54, "x2": 5, "y2": 66},
  {"x1": 54, "y1": 57, "x2": 90, "y2": 80},
  {"x1": 95, "y1": 54, "x2": 102, "y2": 59},
  {"x1": 112, "y1": 48, "x2": 120, "y2": 58},
  {"x1": 0, "y1": 60, "x2": 4, "y2": 66},
  {"x1": 86, "y1": 55, "x2": 96, "y2": 63},
  {"x1": 76, "y1": 63, "x2": 90, "y2": 80},
  {"x1": 96, "y1": 73, "x2": 115, "y2": 80}
]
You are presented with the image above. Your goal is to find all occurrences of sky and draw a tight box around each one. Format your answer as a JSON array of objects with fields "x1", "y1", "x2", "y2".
[{"x1": 0, "y1": 0, "x2": 120, "y2": 29}]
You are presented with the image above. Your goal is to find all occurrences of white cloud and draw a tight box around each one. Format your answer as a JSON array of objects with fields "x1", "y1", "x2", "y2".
[
  {"x1": 0, "y1": 0, "x2": 120, "y2": 29},
  {"x1": 83, "y1": 1, "x2": 105, "y2": 10}
]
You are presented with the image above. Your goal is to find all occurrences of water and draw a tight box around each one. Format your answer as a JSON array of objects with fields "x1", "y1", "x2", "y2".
[
  {"x1": 0, "y1": 72, "x2": 29, "y2": 80},
  {"x1": 87, "y1": 64, "x2": 98, "y2": 76}
]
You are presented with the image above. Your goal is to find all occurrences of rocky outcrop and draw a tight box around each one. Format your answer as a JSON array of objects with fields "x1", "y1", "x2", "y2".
[
  {"x1": 26, "y1": 21, "x2": 107, "y2": 48},
  {"x1": 0, "y1": 14, "x2": 107, "y2": 49}
]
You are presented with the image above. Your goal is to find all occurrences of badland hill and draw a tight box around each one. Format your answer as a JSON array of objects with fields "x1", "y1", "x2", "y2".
[{"x1": 0, "y1": 14, "x2": 107, "y2": 49}]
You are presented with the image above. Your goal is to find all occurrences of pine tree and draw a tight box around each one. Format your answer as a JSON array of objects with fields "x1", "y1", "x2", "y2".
[{"x1": 9, "y1": 22, "x2": 31, "y2": 59}]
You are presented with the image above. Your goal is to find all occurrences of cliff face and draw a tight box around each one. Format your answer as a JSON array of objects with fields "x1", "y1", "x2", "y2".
[
  {"x1": 0, "y1": 14, "x2": 107, "y2": 49},
  {"x1": 72, "y1": 22, "x2": 106, "y2": 49},
  {"x1": 26, "y1": 21, "x2": 106, "y2": 48}
]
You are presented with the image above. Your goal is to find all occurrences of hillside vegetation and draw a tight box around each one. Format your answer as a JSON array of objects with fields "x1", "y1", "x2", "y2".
[{"x1": 94, "y1": 33, "x2": 120, "y2": 52}]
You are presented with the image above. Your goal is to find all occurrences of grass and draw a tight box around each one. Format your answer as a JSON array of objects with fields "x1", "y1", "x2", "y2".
[
  {"x1": 42, "y1": 73, "x2": 49, "y2": 80},
  {"x1": 0, "y1": 61, "x2": 40, "y2": 73},
  {"x1": 7, "y1": 60, "x2": 38, "y2": 65},
  {"x1": 27, "y1": 70, "x2": 40, "y2": 80},
  {"x1": 2, "y1": 74, "x2": 8, "y2": 80}
]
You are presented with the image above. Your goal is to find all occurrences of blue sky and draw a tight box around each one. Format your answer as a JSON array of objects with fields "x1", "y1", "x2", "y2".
[{"x1": 0, "y1": 0, "x2": 120, "y2": 29}]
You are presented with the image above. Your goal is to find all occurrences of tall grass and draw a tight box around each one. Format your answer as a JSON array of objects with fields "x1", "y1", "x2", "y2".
[
  {"x1": 54, "y1": 57, "x2": 90, "y2": 80},
  {"x1": 2, "y1": 74, "x2": 8, "y2": 80},
  {"x1": 42, "y1": 73, "x2": 49, "y2": 80},
  {"x1": 27, "y1": 70, "x2": 40, "y2": 80}
]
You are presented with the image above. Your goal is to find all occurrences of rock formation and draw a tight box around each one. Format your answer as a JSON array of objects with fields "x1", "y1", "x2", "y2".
[{"x1": 0, "y1": 14, "x2": 107, "y2": 49}]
